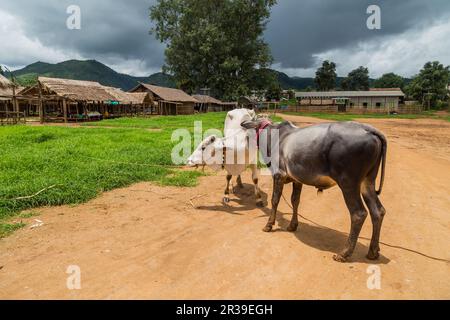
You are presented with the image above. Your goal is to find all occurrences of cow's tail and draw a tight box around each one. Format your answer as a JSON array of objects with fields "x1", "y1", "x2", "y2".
[{"x1": 371, "y1": 129, "x2": 387, "y2": 196}]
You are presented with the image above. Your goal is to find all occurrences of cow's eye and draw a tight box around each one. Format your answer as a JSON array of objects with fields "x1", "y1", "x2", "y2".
[{"x1": 201, "y1": 146, "x2": 206, "y2": 151}]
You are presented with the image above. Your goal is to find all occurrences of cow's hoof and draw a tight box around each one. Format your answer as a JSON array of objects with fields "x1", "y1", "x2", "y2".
[
  {"x1": 333, "y1": 254, "x2": 348, "y2": 263},
  {"x1": 256, "y1": 200, "x2": 265, "y2": 208},
  {"x1": 366, "y1": 251, "x2": 380, "y2": 261},
  {"x1": 262, "y1": 225, "x2": 273, "y2": 232},
  {"x1": 287, "y1": 223, "x2": 298, "y2": 232}
]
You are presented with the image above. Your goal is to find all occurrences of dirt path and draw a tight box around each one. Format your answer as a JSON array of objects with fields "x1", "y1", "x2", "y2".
[{"x1": 1, "y1": 115, "x2": 449, "y2": 299}]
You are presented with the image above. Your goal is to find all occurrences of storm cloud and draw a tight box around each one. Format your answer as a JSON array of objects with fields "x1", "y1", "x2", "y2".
[{"x1": 1, "y1": 0, "x2": 450, "y2": 77}]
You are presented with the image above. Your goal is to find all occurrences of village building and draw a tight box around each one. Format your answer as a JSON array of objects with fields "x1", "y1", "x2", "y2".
[
  {"x1": 0, "y1": 74, "x2": 14, "y2": 111},
  {"x1": 19, "y1": 77, "x2": 152, "y2": 123},
  {"x1": 129, "y1": 83, "x2": 197, "y2": 115},
  {"x1": 0, "y1": 74, "x2": 25, "y2": 124},
  {"x1": 192, "y1": 94, "x2": 224, "y2": 112},
  {"x1": 294, "y1": 89, "x2": 409, "y2": 113}
]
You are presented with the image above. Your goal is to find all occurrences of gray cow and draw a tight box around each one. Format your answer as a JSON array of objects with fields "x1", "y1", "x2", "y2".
[{"x1": 241, "y1": 120, "x2": 387, "y2": 262}]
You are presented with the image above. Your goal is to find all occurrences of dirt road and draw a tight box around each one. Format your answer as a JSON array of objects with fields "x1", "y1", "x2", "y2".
[{"x1": 1, "y1": 115, "x2": 449, "y2": 299}]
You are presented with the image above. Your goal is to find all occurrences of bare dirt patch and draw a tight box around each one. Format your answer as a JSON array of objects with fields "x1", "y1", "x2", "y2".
[{"x1": 0, "y1": 115, "x2": 449, "y2": 299}]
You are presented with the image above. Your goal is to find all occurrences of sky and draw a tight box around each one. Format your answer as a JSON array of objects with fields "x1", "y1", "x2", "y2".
[{"x1": 1, "y1": 0, "x2": 450, "y2": 78}]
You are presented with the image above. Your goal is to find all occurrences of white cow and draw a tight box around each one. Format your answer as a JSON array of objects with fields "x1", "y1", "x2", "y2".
[{"x1": 186, "y1": 109, "x2": 264, "y2": 206}]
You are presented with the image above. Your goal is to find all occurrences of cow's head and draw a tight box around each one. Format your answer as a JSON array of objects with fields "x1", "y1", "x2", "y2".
[{"x1": 186, "y1": 135, "x2": 224, "y2": 168}]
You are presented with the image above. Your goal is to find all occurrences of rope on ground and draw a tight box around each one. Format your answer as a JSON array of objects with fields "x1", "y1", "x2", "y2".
[
  {"x1": 280, "y1": 193, "x2": 450, "y2": 263},
  {"x1": 131, "y1": 188, "x2": 206, "y2": 210},
  {"x1": 79, "y1": 155, "x2": 183, "y2": 169},
  {"x1": 0, "y1": 184, "x2": 61, "y2": 202}
]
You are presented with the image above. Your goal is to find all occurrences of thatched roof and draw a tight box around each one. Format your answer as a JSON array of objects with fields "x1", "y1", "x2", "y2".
[
  {"x1": 39, "y1": 76, "x2": 116, "y2": 101},
  {"x1": 0, "y1": 74, "x2": 12, "y2": 88},
  {"x1": 128, "y1": 92, "x2": 151, "y2": 104},
  {"x1": 0, "y1": 74, "x2": 14, "y2": 96},
  {"x1": 192, "y1": 94, "x2": 223, "y2": 104},
  {"x1": 238, "y1": 96, "x2": 258, "y2": 106},
  {"x1": 104, "y1": 87, "x2": 151, "y2": 104},
  {"x1": 134, "y1": 83, "x2": 197, "y2": 103}
]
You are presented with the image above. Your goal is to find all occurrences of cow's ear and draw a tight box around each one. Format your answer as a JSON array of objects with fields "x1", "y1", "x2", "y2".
[{"x1": 241, "y1": 120, "x2": 259, "y2": 129}]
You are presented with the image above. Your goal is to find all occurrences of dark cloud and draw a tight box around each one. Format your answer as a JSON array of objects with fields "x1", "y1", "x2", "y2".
[
  {"x1": 265, "y1": 0, "x2": 450, "y2": 69},
  {"x1": 1, "y1": 0, "x2": 450, "y2": 75},
  {"x1": 1, "y1": 0, "x2": 165, "y2": 74}
]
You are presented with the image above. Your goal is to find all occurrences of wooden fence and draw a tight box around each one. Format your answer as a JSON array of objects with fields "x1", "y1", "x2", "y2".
[
  {"x1": 276, "y1": 104, "x2": 423, "y2": 114},
  {"x1": 0, "y1": 111, "x2": 26, "y2": 125}
]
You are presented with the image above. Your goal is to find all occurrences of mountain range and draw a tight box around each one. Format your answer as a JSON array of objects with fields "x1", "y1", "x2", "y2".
[
  {"x1": 13, "y1": 60, "x2": 175, "y2": 91},
  {"x1": 12, "y1": 59, "x2": 322, "y2": 91}
]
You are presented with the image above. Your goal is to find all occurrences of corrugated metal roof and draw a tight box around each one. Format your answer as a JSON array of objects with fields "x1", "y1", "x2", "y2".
[{"x1": 295, "y1": 90, "x2": 405, "y2": 98}]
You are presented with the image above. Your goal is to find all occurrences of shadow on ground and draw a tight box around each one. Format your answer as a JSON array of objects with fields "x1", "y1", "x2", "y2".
[{"x1": 197, "y1": 183, "x2": 390, "y2": 264}]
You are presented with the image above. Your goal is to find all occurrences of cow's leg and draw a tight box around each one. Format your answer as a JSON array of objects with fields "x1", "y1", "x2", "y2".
[
  {"x1": 251, "y1": 164, "x2": 264, "y2": 207},
  {"x1": 333, "y1": 185, "x2": 368, "y2": 262},
  {"x1": 223, "y1": 174, "x2": 232, "y2": 204},
  {"x1": 287, "y1": 182, "x2": 302, "y2": 232},
  {"x1": 362, "y1": 180, "x2": 386, "y2": 260},
  {"x1": 263, "y1": 173, "x2": 284, "y2": 232},
  {"x1": 236, "y1": 175, "x2": 244, "y2": 189}
]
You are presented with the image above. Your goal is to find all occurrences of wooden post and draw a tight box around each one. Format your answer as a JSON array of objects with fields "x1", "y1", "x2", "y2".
[
  {"x1": 38, "y1": 82, "x2": 44, "y2": 124},
  {"x1": 12, "y1": 86, "x2": 18, "y2": 113},
  {"x1": 63, "y1": 98, "x2": 68, "y2": 123},
  {"x1": 385, "y1": 96, "x2": 388, "y2": 115}
]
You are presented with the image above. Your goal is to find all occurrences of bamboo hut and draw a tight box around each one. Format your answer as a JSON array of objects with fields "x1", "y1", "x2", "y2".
[
  {"x1": 0, "y1": 74, "x2": 13, "y2": 109},
  {"x1": 192, "y1": 94, "x2": 224, "y2": 113},
  {"x1": 0, "y1": 74, "x2": 24, "y2": 125},
  {"x1": 103, "y1": 87, "x2": 152, "y2": 118},
  {"x1": 238, "y1": 96, "x2": 258, "y2": 109},
  {"x1": 19, "y1": 77, "x2": 152, "y2": 123},
  {"x1": 130, "y1": 83, "x2": 197, "y2": 115}
]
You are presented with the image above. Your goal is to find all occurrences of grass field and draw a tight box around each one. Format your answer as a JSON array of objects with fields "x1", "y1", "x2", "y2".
[
  {"x1": 283, "y1": 111, "x2": 450, "y2": 122},
  {"x1": 0, "y1": 112, "x2": 243, "y2": 237}
]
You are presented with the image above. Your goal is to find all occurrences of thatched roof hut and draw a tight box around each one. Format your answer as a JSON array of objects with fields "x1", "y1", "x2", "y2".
[
  {"x1": 192, "y1": 94, "x2": 223, "y2": 105},
  {"x1": 192, "y1": 94, "x2": 224, "y2": 113},
  {"x1": 18, "y1": 77, "x2": 154, "y2": 123},
  {"x1": 0, "y1": 74, "x2": 14, "y2": 97},
  {"x1": 238, "y1": 96, "x2": 258, "y2": 109},
  {"x1": 130, "y1": 83, "x2": 197, "y2": 115},
  {"x1": 38, "y1": 77, "x2": 116, "y2": 102},
  {"x1": 104, "y1": 87, "x2": 151, "y2": 105},
  {"x1": 131, "y1": 83, "x2": 197, "y2": 103}
]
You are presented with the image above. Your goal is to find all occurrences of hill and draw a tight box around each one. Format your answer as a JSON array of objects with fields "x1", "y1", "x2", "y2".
[
  {"x1": 11, "y1": 59, "x2": 395, "y2": 92},
  {"x1": 13, "y1": 60, "x2": 176, "y2": 90}
]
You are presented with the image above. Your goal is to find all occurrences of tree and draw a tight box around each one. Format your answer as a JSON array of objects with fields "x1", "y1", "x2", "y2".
[
  {"x1": 150, "y1": 0, "x2": 277, "y2": 100},
  {"x1": 373, "y1": 72, "x2": 404, "y2": 89},
  {"x1": 314, "y1": 60, "x2": 336, "y2": 91},
  {"x1": 265, "y1": 81, "x2": 282, "y2": 101},
  {"x1": 341, "y1": 66, "x2": 370, "y2": 90},
  {"x1": 406, "y1": 61, "x2": 450, "y2": 108}
]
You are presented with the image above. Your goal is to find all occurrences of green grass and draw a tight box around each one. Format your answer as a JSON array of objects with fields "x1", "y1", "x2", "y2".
[
  {"x1": 0, "y1": 222, "x2": 26, "y2": 238},
  {"x1": 0, "y1": 113, "x2": 241, "y2": 230},
  {"x1": 283, "y1": 111, "x2": 450, "y2": 122},
  {"x1": 81, "y1": 112, "x2": 227, "y2": 129},
  {"x1": 0, "y1": 112, "x2": 281, "y2": 236}
]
